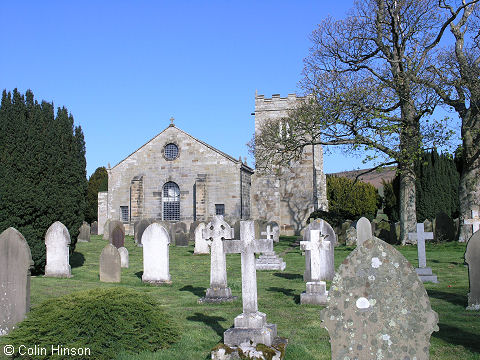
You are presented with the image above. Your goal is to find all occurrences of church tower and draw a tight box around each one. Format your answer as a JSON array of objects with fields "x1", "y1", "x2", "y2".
[{"x1": 251, "y1": 93, "x2": 328, "y2": 235}]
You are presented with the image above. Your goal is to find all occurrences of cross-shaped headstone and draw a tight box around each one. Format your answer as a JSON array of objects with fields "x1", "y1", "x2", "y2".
[
  {"x1": 261, "y1": 225, "x2": 275, "y2": 241},
  {"x1": 202, "y1": 215, "x2": 235, "y2": 299},
  {"x1": 224, "y1": 220, "x2": 273, "y2": 321},
  {"x1": 300, "y1": 230, "x2": 329, "y2": 281},
  {"x1": 465, "y1": 209, "x2": 480, "y2": 234},
  {"x1": 408, "y1": 223, "x2": 434, "y2": 268}
]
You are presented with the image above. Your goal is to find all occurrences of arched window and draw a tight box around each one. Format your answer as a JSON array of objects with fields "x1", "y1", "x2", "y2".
[{"x1": 162, "y1": 182, "x2": 180, "y2": 221}]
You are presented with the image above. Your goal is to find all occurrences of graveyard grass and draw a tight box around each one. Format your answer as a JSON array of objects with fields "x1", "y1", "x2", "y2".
[{"x1": 1, "y1": 236, "x2": 479, "y2": 360}]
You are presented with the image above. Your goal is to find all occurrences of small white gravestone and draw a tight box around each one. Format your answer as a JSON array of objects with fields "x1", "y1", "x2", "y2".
[
  {"x1": 193, "y1": 222, "x2": 209, "y2": 254},
  {"x1": 465, "y1": 209, "x2": 480, "y2": 235},
  {"x1": 44, "y1": 221, "x2": 72, "y2": 278},
  {"x1": 303, "y1": 219, "x2": 336, "y2": 281},
  {"x1": 356, "y1": 217, "x2": 372, "y2": 246},
  {"x1": 223, "y1": 220, "x2": 277, "y2": 347},
  {"x1": 118, "y1": 247, "x2": 129, "y2": 268},
  {"x1": 409, "y1": 223, "x2": 438, "y2": 283},
  {"x1": 300, "y1": 230, "x2": 329, "y2": 305},
  {"x1": 256, "y1": 225, "x2": 286, "y2": 271},
  {"x1": 199, "y1": 215, "x2": 236, "y2": 303},
  {"x1": 142, "y1": 223, "x2": 171, "y2": 284}
]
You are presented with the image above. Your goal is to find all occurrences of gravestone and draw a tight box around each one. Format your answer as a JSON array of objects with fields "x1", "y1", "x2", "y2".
[
  {"x1": 134, "y1": 219, "x2": 153, "y2": 246},
  {"x1": 464, "y1": 209, "x2": 480, "y2": 236},
  {"x1": 102, "y1": 219, "x2": 111, "y2": 240},
  {"x1": 465, "y1": 230, "x2": 480, "y2": 310},
  {"x1": 0, "y1": 228, "x2": 34, "y2": 336},
  {"x1": 424, "y1": 219, "x2": 433, "y2": 232},
  {"x1": 435, "y1": 212, "x2": 455, "y2": 242},
  {"x1": 321, "y1": 237, "x2": 439, "y2": 360},
  {"x1": 99, "y1": 244, "x2": 121, "y2": 283},
  {"x1": 253, "y1": 220, "x2": 268, "y2": 240},
  {"x1": 174, "y1": 231, "x2": 189, "y2": 247},
  {"x1": 345, "y1": 226, "x2": 357, "y2": 246},
  {"x1": 189, "y1": 220, "x2": 202, "y2": 241},
  {"x1": 233, "y1": 220, "x2": 241, "y2": 240},
  {"x1": 78, "y1": 222, "x2": 91, "y2": 242},
  {"x1": 193, "y1": 222, "x2": 209, "y2": 254},
  {"x1": 173, "y1": 221, "x2": 188, "y2": 235},
  {"x1": 44, "y1": 221, "x2": 72, "y2": 278},
  {"x1": 223, "y1": 220, "x2": 277, "y2": 347},
  {"x1": 142, "y1": 223, "x2": 171, "y2": 284},
  {"x1": 199, "y1": 215, "x2": 236, "y2": 303},
  {"x1": 266, "y1": 221, "x2": 280, "y2": 242},
  {"x1": 409, "y1": 223, "x2": 438, "y2": 283},
  {"x1": 256, "y1": 225, "x2": 286, "y2": 271},
  {"x1": 118, "y1": 247, "x2": 129, "y2": 268},
  {"x1": 300, "y1": 230, "x2": 329, "y2": 305},
  {"x1": 356, "y1": 217, "x2": 372, "y2": 246},
  {"x1": 110, "y1": 223, "x2": 125, "y2": 249},
  {"x1": 90, "y1": 221, "x2": 98, "y2": 235},
  {"x1": 303, "y1": 218, "x2": 336, "y2": 282}
]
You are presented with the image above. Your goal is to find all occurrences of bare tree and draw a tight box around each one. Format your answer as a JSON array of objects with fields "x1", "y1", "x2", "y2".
[
  {"x1": 251, "y1": 0, "x2": 475, "y2": 244},
  {"x1": 417, "y1": 1, "x2": 480, "y2": 242}
]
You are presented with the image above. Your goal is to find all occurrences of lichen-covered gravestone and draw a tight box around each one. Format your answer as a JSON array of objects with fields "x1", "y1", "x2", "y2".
[
  {"x1": 465, "y1": 230, "x2": 480, "y2": 310},
  {"x1": 118, "y1": 247, "x2": 129, "y2": 268},
  {"x1": 142, "y1": 223, "x2": 171, "y2": 284},
  {"x1": 0, "y1": 228, "x2": 34, "y2": 336},
  {"x1": 110, "y1": 222, "x2": 125, "y2": 249},
  {"x1": 303, "y1": 219, "x2": 336, "y2": 282},
  {"x1": 134, "y1": 219, "x2": 153, "y2": 246},
  {"x1": 193, "y1": 222, "x2": 209, "y2": 254},
  {"x1": 321, "y1": 237, "x2": 438, "y2": 360},
  {"x1": 44, "y1": 221, "x2": 72, "y2": 278},
  {"x1": 356, "y1": 216, "x2": 372, "y2": 246},
  {"x1": 99, "y1": 244, "x2": 121, "y2": 283},
  {"x1": 78, "y1": 222, "x2": 91, "y2": 242}
]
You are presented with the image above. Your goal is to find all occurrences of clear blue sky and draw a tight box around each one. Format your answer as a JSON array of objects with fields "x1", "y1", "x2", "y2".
[{"x1": 0, "y1": 1, "x2": 458, "y2": 178}]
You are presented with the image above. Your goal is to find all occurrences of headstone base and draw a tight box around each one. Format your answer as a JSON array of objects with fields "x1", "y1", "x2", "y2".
[
  {"x1": 224, "y1": 323, "x2": 277, "y2": 347},
  {"x1": 77, "y1": 239, "x2": 89, "y2": 243},
  {"x1": 256, "y1": 252, "x2": 286, "y2": 271},
  {"x1": 142, "y1": 274, "x2": 172, "y2": 285},
  {"x1": 211, "y1": 338, "x2": 287, "y2": 360},
  {"x1": 415, "y1": 267, "x2": 439, "y2": 283},
  {"x1": 198, "y1": 286, "x2": 236, "y2": 303},
  {"x1": 44, "y1": 267, "x2": 72, "y2": 278},
  {"x1": 300, "y1": 281, "x2": 328, "y2": 305},
  {"x1": 466, "y1": 293, "x2": 480, "y2": 310}
]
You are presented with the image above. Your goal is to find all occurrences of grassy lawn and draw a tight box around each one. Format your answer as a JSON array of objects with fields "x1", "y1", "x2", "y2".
[{"x1": 1, "y1": 235, "x2": 479, "y2": 359}]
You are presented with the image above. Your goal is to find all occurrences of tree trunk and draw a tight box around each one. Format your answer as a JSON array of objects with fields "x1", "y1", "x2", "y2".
[{"x1": 399, "y1": 165, "x2": 417, "y2": 245}]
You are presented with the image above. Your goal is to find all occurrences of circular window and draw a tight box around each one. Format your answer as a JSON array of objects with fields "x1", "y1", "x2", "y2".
[{"x1": 164, "y1": 143, "x2": 179, "y2": 160}]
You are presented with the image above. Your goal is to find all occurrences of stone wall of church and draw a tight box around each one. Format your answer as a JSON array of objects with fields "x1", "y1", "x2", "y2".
[
  {"x1": 97, "y1": 191, "x2": 108, "y2": 235},
  {"x1": 106, "y1": 125, "x2": 252, "y2": 231},
  {"x1": 251, "y1": 93, "x2": 328, "y2": 235}
]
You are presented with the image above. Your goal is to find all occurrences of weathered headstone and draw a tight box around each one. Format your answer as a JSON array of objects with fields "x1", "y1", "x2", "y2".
[
  {"x1": 44, "y1": 221, "x2": 72, "y2": 278},
  {"x1": 102, "y1": 219, "x2": 111, "y2": 240},
  {"x1": 356, "y1": 216, "x2": 372, "y2": 246},
  {"x1": 424, "y1": 219, "x2": 433, "y2": 232},
  {"x1": 0, "y1": 228, "x2": 34, "y2": 336},
  {"x1": 199, "y1": 215, "x2": 236, "y2": 303},
  {"x1": 300, "y1": 229, "x2": 329, "y2": 305},
  {"x1": 189, "y1": 220, "x2": 202, "y2": 241},
  {"x1": 90, "y1": 221, "x2": 98, "y2": 235},
  {"x1": 266, "y1": 221, "x2": 280, "y2": 242},
  {"x1": 256, "y1": 225, "x2": 286, "y2": 271},
  {"x1": 345, "y1": 226, "x2": 357, "y2": 246},
  {"x1": 78, "y1": 222, "x2": 91, "y2": 242},
  {"x1": 118, "y1": 247, "x2": 129, "y2": 268},
  {"x1": 465, "y1": 230, "x2": 480, "y2": 310},
  {"x1": 134, "y1": 219, "x2": 153, "y2": 246},
  {"x1": 193, "y1": 222, "x2": 209, "y2": 254},
  {"x1": 110, "y1": 223, "x2": 125, "y2": 249},
  {"x1": 409, "y1": 223, "x2": 438, "y2": 283},
  {"x1": 99, "y1": 244, "x2": 121, "y2": 283},
  {"x1": 321, "y1": 237, "x2": 439, "y2": 360},
  {"x1": 435, "y1": 212, "x2": 455, "y2": 242},
  {"x1": 253, "y1": 220, "x2": 268, "y2": 240},
  {"x1": 223, "y1": 220, "x2": 277, "y2": 347},
  {"x1": 142, "y1": 223, "x2": 171, "y2": 284},
  {"x1": 174, "y1": 231, "x2": 189, "y2": 247},
  {"x1": 303, "y1": 218, "x2": 336, "y2": 282},
  {"x1": 464, "y1": 209, "x2": 480, "y2": 235}
]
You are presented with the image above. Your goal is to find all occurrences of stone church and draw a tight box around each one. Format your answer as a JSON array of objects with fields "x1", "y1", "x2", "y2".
[{"x1": 98, "y1": 93, "x2": 327, "y2": 236}]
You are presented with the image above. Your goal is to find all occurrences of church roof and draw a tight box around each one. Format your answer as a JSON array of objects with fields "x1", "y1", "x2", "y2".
[{"x1": 110, "y1": 124, "x2": 254, "y2": 173}]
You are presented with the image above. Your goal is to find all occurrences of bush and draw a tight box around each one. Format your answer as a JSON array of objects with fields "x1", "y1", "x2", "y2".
[{"x1": 6, "y1": 287, "x2": 179, "y2": 360}]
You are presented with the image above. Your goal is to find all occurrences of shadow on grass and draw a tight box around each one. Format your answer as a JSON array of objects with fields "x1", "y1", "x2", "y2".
[
  {"x1": 179, "y1": 285, "x2": 206, "y2": 298},
  {"x1": 273, "y1": 272, "x2": 303, "y2": 280},
  {"x1": 427, "y1": 290, "x2": 467, "y2": 308},
  {"x1": 70, "y1": 252, "x2": 85, "y2": 268},
  {"x1": 135, "y1": 271, "x2": 143, "y2": 279},
  {"x1": 434, "y1": 323, "x2": 480, "y2": 353},
  {"x1": 267, "y1": 287, "x2": 300, "y2": 304},
  {"x1": 186, "y1": 312, "x2": 227, "y2": 337}
]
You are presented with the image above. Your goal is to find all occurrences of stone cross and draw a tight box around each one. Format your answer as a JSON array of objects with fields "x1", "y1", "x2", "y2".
[
  {"x1": 303, "y1": 218, "x2": 336, "y2": 281},
  {"x1": 409, "y1": 223, "x2": 434, "y2": 268},
  {"x1": 300, "y1": 230, "x2": 329, "y2": 282},
  {"x1": 170, "y1": 116, "x2": 175, "y2": 125},
  {"x1": 223, "y1": 220, "x2": 277, "y2": 347},
  {"x1": 200, "y1": 215, "x2": 235, "y2": 302},
  {"x1": 465, "y1": 209, "x2": 480, "y2": 234},
  {"x1": 261, "y1": 225, "x2": 275, "y2": 242}
]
